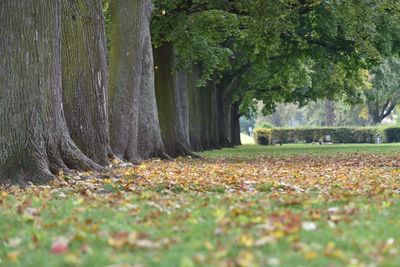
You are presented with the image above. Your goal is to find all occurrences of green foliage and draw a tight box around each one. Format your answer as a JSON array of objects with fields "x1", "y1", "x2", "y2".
[
  {"x1": 254, "y1": 126, "x2": 400, "y2": 145},
  {"x1": 383, "y1": 127, "x2": 400, "y2": 143},
  {"x1": 102, "y1": 0, "x2": 111, "y2": 53},
  {"x1": 152, "y1": 1, "x2": 241, "y2": 86},
  {"x1": 257, "y1": 122, "x2": 273, "y2": 129},
  {"x1": 253, "y1": 128, "x2": 272, "y2": 145},
  {"x1": 151, "y1": 0, "x2": 400, "y2": 116}
]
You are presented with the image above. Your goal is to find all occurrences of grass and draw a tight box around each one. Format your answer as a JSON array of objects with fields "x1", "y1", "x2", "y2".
[
  {"x1": 200, "y1": 143, "x2": 400, "y2": 157},
  {"x1": 1, "y1": 144, "x2": 400, "y2": 267}
]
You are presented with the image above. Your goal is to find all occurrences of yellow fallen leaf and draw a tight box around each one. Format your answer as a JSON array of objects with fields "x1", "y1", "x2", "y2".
[
  {"x1": 237, "y1": 251, "x2": 254, "y2": 267},
  {"x1": 304, "y1": 251, "x2": 318, "y2": 260},
  {"x1": 204, "y1": 241, "x2": 214, "y2": 250},
  {"x1": 237, "y1": 234, "x2": 254, "y2": 247},
  {"x1": 7, "y1": 251, "x2": 20, "y2": 262}
]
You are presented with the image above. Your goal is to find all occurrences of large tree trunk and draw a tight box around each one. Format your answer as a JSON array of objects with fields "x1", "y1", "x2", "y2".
[
  {"x1": 176, "y1": 70, "x2": 190, "y2": 147},
  {"x1": 200, "y1": 84, "x2": 221, "y2": 150},
  {"x1": 199, "y1": 86, "x2": 211, "y2": 150},
  {"x1": 109, "y1": 0, "x2": 167, "y2": 162},
  {"x1": 216, "y1": 86, "x2": 233, "y2": 147},
  {"x1": 154, "y1": 43, "x2": 194, "y2": 157},
  {"x1": 61, "y1": 0, "x2": 110, "y2": 166},
  {"x1": 0, "y1": 0, "x2": 100, "y2": 183},
  {"x1": 209, "y1": 85, "x2": 220, "y2": 149},
  {"x1": 230, "y1": 100, "x2": 242, "y2": 146},
  {"x1": 325, "y1": 99, "x2": 335, "y2": 126},
  {"x1": 368, "y1": 104, "x2": 381, "y2": 125},
  {"x1": 136, "y1": 0, "x2": 169, "y2": 160},
  {"x1": 187, "y1": 67, "x2": 204, "y2": 151}
]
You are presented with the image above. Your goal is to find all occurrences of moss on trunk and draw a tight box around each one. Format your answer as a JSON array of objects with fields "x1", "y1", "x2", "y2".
[
  {"x1": 0, "y1": 0, "x2": 101, "y2": 184},
  {"x1": 61, "y1": 0, "x2": 110, "y2": 165}
]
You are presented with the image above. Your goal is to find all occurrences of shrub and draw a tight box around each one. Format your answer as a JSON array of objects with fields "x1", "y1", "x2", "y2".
[
  {"x1": 253, "y1": 128, "x2": 271, "y2": 145},
  {"x1": 384, "y1": 127, "x2": 400, "y2": 143},
  {"x1": 253, "y1": 126, "x2": 400, "y2": 145}
]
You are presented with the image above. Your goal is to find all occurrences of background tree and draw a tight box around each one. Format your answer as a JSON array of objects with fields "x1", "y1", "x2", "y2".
[
  {"x1": 154, "y1": 43, "x2": 195, "y2": 157},
  {"x1": 366, "y1": 57, "x2": 400, "y2": 124},
  {"x1": 152, "y1": 0, "x2": 400, "y2": 149}
]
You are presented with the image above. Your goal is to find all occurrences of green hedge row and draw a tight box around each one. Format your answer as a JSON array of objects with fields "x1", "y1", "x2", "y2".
[{"x1": 254, "y1": 126, "x2": 400, "y2": 145}]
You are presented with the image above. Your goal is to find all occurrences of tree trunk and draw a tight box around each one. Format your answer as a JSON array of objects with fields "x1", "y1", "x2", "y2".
[
  {"x1": 216, "y1": 85, "x2": 233, "y2": 147},
  {"x1": 176, "y1": 70, "x2": 190, "y2": 147},
  {"x1": 109, "y1": 0, "x2": 167, "y2": 162},
  {"x1": 218, "y1": 75, "x2": 240, "y2": 148},
  {"x1": 209, "y1": 85, "x2": 220, "y2": 149},
  {"x1": 231, "y1": 100, "x2": 242, "y2": 146},
  {"x1": 368, "y1": 105, "x2": 381, "y2": 125},
  {"x1": 154, "y1": 43, "x2": 194, "y2": 157},
  {"x1": 0, "y1": 0, "x2": 100, "y2": 183},
  {"x1": 200, "y1": 85, "x2": 212, "y2": 149},
  {"x1": 367, "y1": 99, "x2": 395, "y2": 125},
  {"x1": 187, "y1": 66, "x2": 204, "y2": 151},
  {"x1": 61, "y1": 0, "x2": 110, "y2": 166},
  {"x1": 136, "y1": 0, "x2": 169, "y2": 160},
  {"x1": 325, "y1": 99, "x2": 335, "y2": 126}
]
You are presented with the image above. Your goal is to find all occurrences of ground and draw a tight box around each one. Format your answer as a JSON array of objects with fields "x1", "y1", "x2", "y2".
[
  {"x1": 240, "y1": 134, "x2": 254, "y2": 145},
  {"x1": 1, "y1": 144, "x2": 400, "y2": 267}
]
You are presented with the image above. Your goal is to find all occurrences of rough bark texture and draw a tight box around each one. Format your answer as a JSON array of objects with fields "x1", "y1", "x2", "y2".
[
  {"x1": 109, "y1": 0, "x2": 167, "y2": 162},
  {"x1": 61, "y1": 0, "x2": 110, "y2": 165},
  {"x1": 325, "y1": 99, "x2": 335, "y2": 126},
  {"x1": 230, "y1": 100, "x2": 242, "y2": 146},
  {"x1": 176, "y1": 70, "x2": 190, "y2": 147},
  {"x1": 216, "y1": 86, "x2": 233, "y2": 147},
  {"x1": 136, "y1": 0, "x2": 169, "y2": 160},
  {"x1": 154, "y1": 43, "x2": 194, "y2": 157},
  {"x1": 210, "y1": 85, "x2": 220, "y2": 149},
  {"x1": 199, "y1": 86, "x2": 211, "y2": 149},
  {"x1": 187, "y1": 67, "x2": 204, "y2": 151},
  {"x1": 0, "y1": 0, "x2": 100, "y2": 183}
]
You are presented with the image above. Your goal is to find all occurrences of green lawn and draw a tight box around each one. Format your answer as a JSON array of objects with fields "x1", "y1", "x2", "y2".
[
  {"x1": 1, "y1": 144, "x2": 400, "y2": 267},
  {"x1": 201, "y1": 143, "x2": 400, "y2": 157}
]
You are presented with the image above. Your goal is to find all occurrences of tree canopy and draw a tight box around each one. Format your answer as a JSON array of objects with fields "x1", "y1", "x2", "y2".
[{"x1": 152, "y1": 0, "x2": 400, "y2": 114}]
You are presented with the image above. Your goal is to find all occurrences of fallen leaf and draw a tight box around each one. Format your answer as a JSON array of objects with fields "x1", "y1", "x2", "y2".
[{"x1": 51, "y1": 237, "x2": 69, "y2": 254}]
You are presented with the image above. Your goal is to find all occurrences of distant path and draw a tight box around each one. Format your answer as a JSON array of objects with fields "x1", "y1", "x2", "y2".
[{"x1": 240, "y1": 133, "x2": 255, "y2": 145}]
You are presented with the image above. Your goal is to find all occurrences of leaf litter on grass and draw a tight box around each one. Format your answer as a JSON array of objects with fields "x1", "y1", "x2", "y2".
[{"x1": 1, "y1": 152, "x2": 400, "y2": 266}]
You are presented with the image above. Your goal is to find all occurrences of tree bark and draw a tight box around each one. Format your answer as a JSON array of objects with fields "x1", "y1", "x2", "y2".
[
  {"x1": 109, "y1": 0, "x2": 167, "y2": 162},
  {"x1": 216, "y1": 86, "x2": 233, "y2": 147},
  {"x1": 0, "y1": 0, "x2": 100, "y2": 183},
  {"x1": 230, "y1": 100, "x2": 242, "y2": 146},
  {"x1": 187, "y1": 67, "x2": 204, "y2": 151},
  {"x1": 154, "y1": 43, "x2": 194, "y2": 157},
  {"x1": 61, "y1": 0, "x2": 110, "y2": 166},
  {"x1": 367, "y1": 99, "x2": 396, "y2": 125},
  {"x1": 136, "y1": 0, "x2": 169, "y2": 160},
  {"x1": 210, "y1": 85, "x2": 220, "y2": 149},
  {"x1": 199, "y1": 85, "x2": 211, "y2": 149},
  {"x1": 325, "y1": 99, "x2": 335, "y2": 126},
  {"x1": 176, "y1": 70, "x2": 190, "y2": 147}
]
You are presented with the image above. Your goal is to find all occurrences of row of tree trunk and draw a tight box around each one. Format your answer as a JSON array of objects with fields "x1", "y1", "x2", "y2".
[
  {"x1": 0, "y1": 0, "x2": 242, "y2": 183},
  {"x1": 154, "y1": 44, "x2": 242, "y2": 154}
]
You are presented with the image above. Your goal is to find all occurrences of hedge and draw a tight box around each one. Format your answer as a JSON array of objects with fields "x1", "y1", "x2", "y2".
[
  {"x1": 384, "y1": 127, "x2": 400, "y2": 143},
  {"x1": 254, "y1": 126, "x2": 400, "y2": 145}
]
